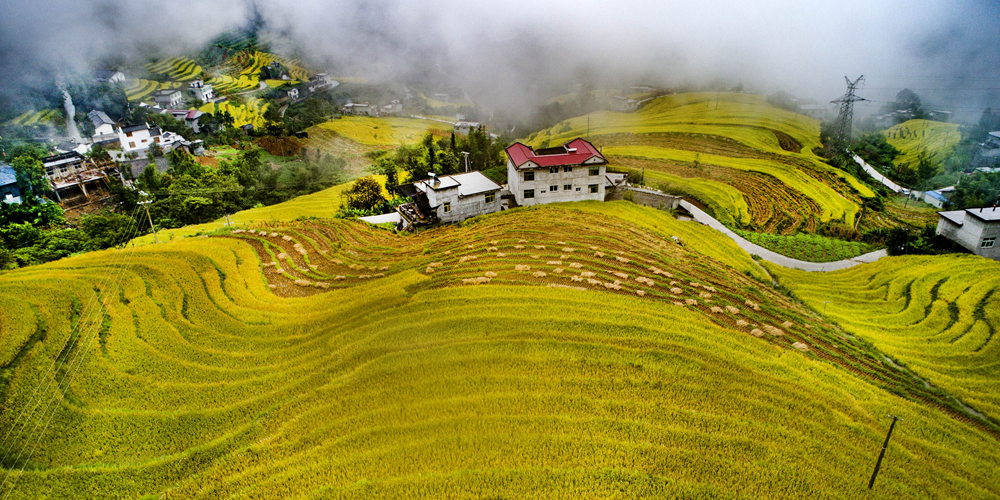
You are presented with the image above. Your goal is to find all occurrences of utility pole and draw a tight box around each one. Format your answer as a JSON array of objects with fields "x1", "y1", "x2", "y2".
[
  {"x1": 831, "y1": 76, "x2": 867, "y2": 153},
  {"x1": 868, "y1": 415, "x2": 903, "y2": 490},
  {"x1": 139, "y1": 191, "x2": 158, "y2": 244},
  {"x1": 461, "y1": 151, "x2": 470, "y2": 172},
  {"x1": 587, "y1": 115, "x2": 591, "y2": 139}
]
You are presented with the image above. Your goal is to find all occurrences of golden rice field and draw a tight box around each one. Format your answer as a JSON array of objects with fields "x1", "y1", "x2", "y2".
[
  {"x1": 146, "y1": 56, "x2": 203, "y2": 82},
  {"x1": 123, "y1": 78, "x2": 179, "y2": 102},
  {"x1": 769, "y1": 254, "x2": 1000, "y2": 423},
  {"x1": 200, "y1": 97, "x2": 269, "y2": 128},
  {"x1": 526, "y1": 93, "x2": 875, "y2": 233},
  {"x1": 314, "y1": 117, "x2": 453, "y2": 146},
  {"x1": 0, "y1": 201, "x2": 997, "y2": 498},
  {"x1": 883, "y1": 119, "x2": 962, "y2": 168},
  {"x1": 4, "y1": 109, "x2": 61, "y2": 127}
]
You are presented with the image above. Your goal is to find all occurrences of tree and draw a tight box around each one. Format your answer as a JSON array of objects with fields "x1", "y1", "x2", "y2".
[
  {"x1": 370, "y1": 151, "x2": 400, "y2": 194},
  {"x1": 344, "y1": 176, "x2": 387, "y2": 213},
  {"x1": 11, "y1": 155, "x2": 50, "y2": 199},
  {"x1": 80, "y1": 211, "x2": 135, "y2": 249}
]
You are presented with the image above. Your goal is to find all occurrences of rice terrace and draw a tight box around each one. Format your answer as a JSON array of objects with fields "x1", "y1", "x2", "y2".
[{"x1": 1, "y1": 1, "x2": 999, "y2": 499}]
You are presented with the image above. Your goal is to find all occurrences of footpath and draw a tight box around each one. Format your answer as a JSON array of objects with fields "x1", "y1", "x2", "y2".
[{"x1": 679, "y1": 201, "x2": 887, "y2": 272}]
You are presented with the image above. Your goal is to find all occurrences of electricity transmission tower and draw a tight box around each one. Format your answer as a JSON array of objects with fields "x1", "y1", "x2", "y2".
[{"x1": 831, "y1": 75, "x2": 867, "y2": 153}]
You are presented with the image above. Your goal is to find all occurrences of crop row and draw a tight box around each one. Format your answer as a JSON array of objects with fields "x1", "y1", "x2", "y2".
[
  {"x1": 146, "y1": 56, "x2": 203, "y2": 81},
  {"x1": 736, "y1": 230, "x2": 874, "y2": 262}
]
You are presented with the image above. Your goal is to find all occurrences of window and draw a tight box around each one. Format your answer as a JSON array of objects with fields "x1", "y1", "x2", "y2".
[
  {"x1": 549, "y1": 166, "x2": 559, "y2": 174},
  {"x1": 589, "y1": 184, "x2": 599, "y2": 193},
  {"x1": 563, "y1": 166, "x2": 573, "y2": 173},
  {"x1": 524, "y1": 189, "x2": 535, "y2": 199},
  {"x1": 564, "y1": 184, "x2": 572, "y2": 191},
  {"x1": 485, "y1": 192, "x2": 495, "y2": 203},
  {"x1": 443, "y1": 202, "x2": 451, "y2": 213},
  {"x1": 589, "y1": 166, "x2": 600, "y2": 176},
  {"x1": 549, "y1": 185, "x2": 558, "y2": 192},
  {"x1": 129, "y1": 142, "x2": 135, "y2": 148},
  {"x1": 524, "y1": 171, "x2": 534, "y2": 181},
  {"x1": 126, "y1": 131, "x2": 133, "y2": 137},
  {"x1": 154, "y1": 137, "x2": 161, "y2": 143},
  {"x1": 575, "y1": 187, "x2": 581, "y2": 191},
  {"x1": 983, "y1": 237, "x2": 996, "y2": 249}
]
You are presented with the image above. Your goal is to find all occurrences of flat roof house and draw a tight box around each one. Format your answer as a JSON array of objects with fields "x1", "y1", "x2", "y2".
[
  {"x1": 937, "y1": 207, "x2": 1000, "y2": 261},
  {"x1": 152, "y1": 89, "x2": 184, "y2": 109},
  {"x1": 505, "y1": 138, "x2": 608, "y2": 207},
  {"x1": 0, "y1": 164, "x2": 22, "y2": 204},
  {"x1": 396, "y1": 171, "x2": 502, "y2": 229}
]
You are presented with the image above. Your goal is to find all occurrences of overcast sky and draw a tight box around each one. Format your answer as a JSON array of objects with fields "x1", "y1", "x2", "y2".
[{"x1": 1, "y1": 0, "x2": 998, "y2": 119}]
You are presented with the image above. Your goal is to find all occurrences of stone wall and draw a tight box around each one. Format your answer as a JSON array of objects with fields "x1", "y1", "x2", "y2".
[{"x1": 605, "y1": 185, "x2": 682, "y2": 211}]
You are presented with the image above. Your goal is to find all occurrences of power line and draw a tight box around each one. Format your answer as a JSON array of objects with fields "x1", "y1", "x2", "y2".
[{"x1": 831, "y1": 76, "x2": 867, "y2": 151}]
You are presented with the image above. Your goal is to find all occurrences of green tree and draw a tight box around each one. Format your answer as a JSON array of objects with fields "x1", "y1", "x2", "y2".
[
  {"x1": 11, "y1": 155, "x2": 50, "y2": 199},
  {"x1": 80, "y1": 211, "x2": 136, "y2": 249},
  {"x1": 344, "y1": 176, "x2": 387, "y2": 213}
]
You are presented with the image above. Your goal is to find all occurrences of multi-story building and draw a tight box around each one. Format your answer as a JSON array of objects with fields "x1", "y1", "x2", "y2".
[
  {"x1": 937, "y1": 207, "x2": 1000, "y2": 261},
  {"x1": 152, "y1": 89, "x2": 184, "y2": 109},
  {"x1": 397, "y1": 171, "x2": 502, "y2": 229},
  {"x1": 505, "y1": 138, "x2": 608, "y2": 207},
  {"x1": 188, "y1": 80, "x2": 214, "y2": 102}
]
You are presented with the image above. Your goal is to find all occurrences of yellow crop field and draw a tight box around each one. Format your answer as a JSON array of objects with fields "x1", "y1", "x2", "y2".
[
  {"x1": 770, "y1": 254, "x2": 1000, "y2": 421},
  {"x1": 146, "y1": 56, "x2": 203, "y2": 81},
  {"x1": 315, "y1": 117, "x2": 452, "y2": 146},
  {"x1": 526, "y1": 93, "x2": 875, "y2": 233},
  {"x1": 883, "y1": 119, "x2": 961, "y2": 168},
  {"x1": 0, "y1": 202, "x2": 996, "y2": 498},
  {"x1": 200, "y1": 97, "x2": 269, "y2": 128},
  {"x1": 123, "y1": 78, "x2": 179, "y2": 102},
  {"x1": 5, "y1": 109, "x2": 60, "y2": 126}
]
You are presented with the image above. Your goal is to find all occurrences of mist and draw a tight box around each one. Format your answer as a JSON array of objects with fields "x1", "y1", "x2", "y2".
[{"x1": 1, "y1": 0, "x2": 998, "y2": 121}]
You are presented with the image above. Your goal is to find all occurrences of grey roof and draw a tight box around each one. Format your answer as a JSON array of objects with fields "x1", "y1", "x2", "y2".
[
  {"x1": 989, "y1": 131, "x2": 1000, "y2": 139},
  {"x1": 0, "y1": 165, "x2": 17, "y2": 186},
  {"x1": 418, "y1": 175, "x2": 460, "y2": 191},
  {"x1": 88, "y1": 110, "x2": 114, "y2": 127},
  {"x1": 966, "y1": 207, "x2": 1000, "y2": 222},
  {"x1": 41, "y1": 151, "x2": 84, "y2": 166},
  {"x1": 153, "y1": 89, "x2": 181, "y2": 97},
  {"x1": 938, "y1": 210, "x2": 965, "y2": 226},
  {"x1": 120, "y1": 123, "x2": 149, "y2": 134}
]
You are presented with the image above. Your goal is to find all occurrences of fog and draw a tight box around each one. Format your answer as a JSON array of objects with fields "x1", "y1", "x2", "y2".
[{"x1": 1, "y1": 0, "x2": 998, "y2": 121}]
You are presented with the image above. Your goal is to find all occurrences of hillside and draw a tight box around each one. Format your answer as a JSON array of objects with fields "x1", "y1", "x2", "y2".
[
  {"x1": 0, "y1": 202, "x2": 997, "y2": 498},
  {"x1": 883, "y1": 119, "x2": 961, "y2": 168},
  {"x1": 525, "y1": 93, "x2": 876, "y2": 233},
  {"x1": 769, "y1": 254, "x2": 1000, "y2": 424}
]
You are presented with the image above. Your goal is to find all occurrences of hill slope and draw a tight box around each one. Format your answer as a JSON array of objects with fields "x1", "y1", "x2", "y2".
[
  {"x1": 769, "y1": 254, "x2": 1000, "y2": 423},
  {"x1": 526, "y1": 93, "x2": 875, "y2": 233},
  {"x1": 0, "y1": 203, "x2": 996, "y2": 498},
  {"x1": 883, "y1": 119, "x2": 961, "y2": 168}
]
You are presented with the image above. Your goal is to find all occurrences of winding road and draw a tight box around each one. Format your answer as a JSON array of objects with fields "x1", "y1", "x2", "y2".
[{"x1": 680, "y1": 200, "x2": 887, "y2": 272}]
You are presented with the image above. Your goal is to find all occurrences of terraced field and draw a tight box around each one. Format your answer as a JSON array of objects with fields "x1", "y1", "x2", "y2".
[
  {"x1": 314, "y1": 117, "x2": 452, "y2": 146},
  {"x1": 884, "y1": 119, "x2": 961, "y2": 168},
  {"x1": 301, "y1": 126, "x2": 394, "y2": 176},
  {"x1": 527, "y1": 93, "x2": 875, "y2": 233},
  {"x1": 123, "y1": 78, "x2": 179, "y2": 102},
  {"x1": 0, "y1": 202, "x2": 997, "y2": 498},
  {"x1": 4, "y1": 109, "x2": 61, "y2": 127},
  {"x1": 146, "y1": 56, "x2": 203, "y2": 81},
  {"x1": 770, "y1": 254, "x2": 1000, "y2": 425},
  {"x1": 199, "y1": 97, "x2": 270, "y2": 128}
]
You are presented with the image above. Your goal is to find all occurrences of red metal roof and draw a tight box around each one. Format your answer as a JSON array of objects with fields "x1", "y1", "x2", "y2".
[{"x1": 506, "y1": 138, "x2": 605, "y2": 168}]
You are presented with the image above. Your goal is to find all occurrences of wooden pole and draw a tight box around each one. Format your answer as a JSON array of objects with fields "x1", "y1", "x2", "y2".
[{"x1": 868, "y1": 415, "x2": 902, "y2": 489}]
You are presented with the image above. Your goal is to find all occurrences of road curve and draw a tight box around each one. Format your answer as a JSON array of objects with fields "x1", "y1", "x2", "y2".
[{"x1": 679, "y1": 201, "x2": 887, "y2": 272}]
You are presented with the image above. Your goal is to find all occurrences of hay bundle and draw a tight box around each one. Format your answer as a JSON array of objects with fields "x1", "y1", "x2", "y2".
[
  {"x1": 603, "y1": 282, "x2": 622, "y2": 290},
  {"x1": 425, "y1": 267, "x2": 435, "y2": 273},
  {"x1": 569, "y1": 263, "x2": 583, "y2": 269},
  {"x1": 581, "y1": 271, "x2": 596, "y2": 278},
  {"x1": 553, "y1": 268, "x2": 564, "y2": 274},
  {"x1": 428, "y1": 262, "x2": 443, "y2": 267},
  {"x1": 673, "y1": 301, "x2": 686, "y2": 306},
  {"x1": 750, "y1": 328, "x2": 765, "y2": 337},
  {"x1": 267, "y1": 283, "x2": 277, "y2": 289},
  {"x1": 278, "y1": 253, "x2": 289, "y2": 260},
  {"x1": 670, "y1": 287, "x2": 683, "y2": 294},
  {"x1": 781, "y1": 321, "x2": 793, "y2": 329},
  {"x1": 587, "y1": 278, "x2": 602, "y2": 285},
  {"x1": 466, "y1": 244, "x2": 475, "y2": 249},
  {"x1": 710, "y1": 306, "x2": 724, "y2": 313},
  {"x1": 487, "y1": 247, "x2": 499, "y2": 252},
  {"x1": 334, "y1": 275, "x2": 345, "y2": 280},
  {"x1": 557, "y1": 241, "x2": 566, "y2": 245},
  {"x1": 459, "y1": 255, "x2": 478, "y2": 263},
  {"x1": 562, "y1": 247, "x2": 575, "y2": 253},
  {"x1": 615, "y1": 256, "x2": 629, "y2": 263},
  {"x1": 736, "y1": 319, "x2": 749, "y2": 328},
  {"x1": 359, "y1": 274, "x2": 371, "y2": 279},
  {"x1": 614, "y1": 271, "x2": 629, "y2": 279},
  {"x1": 294, "y1": 279, "x2": 312, "y2": 286},
  {"x1": 533, "y1": 271, "x2": 547, "y2": 278},
  {"x1": 490, "y1": 240, "x2": 499, "y2": 245},
  {"x1": 497, "y1": 252, "x2": 507, "y2": 257},
  {"x1": 792, "y1": 342, "x2": 810, "y2": 352},
  {"x1": 333, "y1": 259, "x2": 344, "y2": 265},
  {"x1": 534, "y1": 245, "x2": 546, "y2": 250},
  {"x1": 725, "y1": 305, "x2": 740, "y2": 314},
  {"x1": 595, "y1": 252, "x2": 606, "y2": 258},
  {"x1": 699, "y1": 291, "x2": 713, "y2": 299},
  {"x1": 515, "y1": 245, "x2": 525, "y2": 249},
  {"x1": 685, "y1": 298, "x2": 698, "y2": 306},
  {"x1": 547, "y1": 261, "x2": 562, "y2": 265},
  {"x1": 571, "y1": 275, "x2": 584, "y2": 282},
  {"x1": 515, "y1": 264, "x2": 531, "y2": 271},
  {"x1": 636, "y1": 290, "x2": 646, "y2": 297},
  {"x1": 744, "y1": 300, "x2": 761, "y2": 311}
]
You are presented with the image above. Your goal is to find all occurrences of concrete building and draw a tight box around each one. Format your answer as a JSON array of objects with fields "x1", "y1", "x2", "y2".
[
  {"x1": 166, "y1": 109, "x2": 205, "y2": 133},
  {"x1": 287, "y1": 87, "x2": 300, "y2": 101},
  {"x1": 396, "y1": 171, "x2": 502, "y2": 229},
  {"x1": 93, "y1": 70, "x2": 125, "y2": 84},
  {"x1": 88, "y1": 110, "x2": 116, "y2": 137},
  {"x1": 0, "y1": 164, "x2": 22, "y2": 204},
  {"x1": 41, "y1": 152, "x2": 88, "y2": 179},
  {"x1": 152, "y1": 89, "x2": 183, "y2": 109},
  {"x1": 453, "y1": 121, "x2": 480, "y2": 136},
  {"x1": 341, "y1": 103, "x2": 376, "y2": 116},
  {"x1": 381, "y1": 100, "x2": 403, "y2": 115},
  {"x1": 188, "y1": 80, "x2": 214, "y2": 102},
  {"x1": 117, "y1": 123, "x2": 161, "y2": 153},
  {"x1": 505, "y1": 138, "x2": 608, "y2": 207},
  {"x1": 936, "y1": 207, "x2": 1000, "y2": 261}
]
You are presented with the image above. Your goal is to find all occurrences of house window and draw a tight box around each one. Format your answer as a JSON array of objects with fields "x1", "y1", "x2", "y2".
[
  {"x1": 154, "y1": 137, "x2": 161, "y2": 143},
  {"x1": 564, "y1": 184, "x2": 572, "y2": 191},
  {"x1": 563, "y1": 166, "x2": 573, "y2": 173},
  {"x1": 524, "y1": 171, "x2": 534, "y2": 181},
  {"x1": 524, "y1": 189, "x2": 535, "y2": 199},
  {"x1": 443, "y1": 202, "x2": 451, "y2": 213},
  {"x1": 549, "y1": 185, "x2": 558, "y2": 192},
  {"x1": 129, "y1": 142, "x2": 135, "y2": 148},
  {"x1": 983, "y1": 237, "x2": 996, "y2": 249},
  {"x1": 576, "y1": 187, "x2": 581, "y2": 191},
  {"x1": 126, "y1": 131, "x2": 133, "y2": 137},
  {"x1": 589, "y1": 184, "x2": 599, "y2": 193},
  {"x1": 589, "y1": 166, "x2": 600, "y2": 176},
  {"x1": 485, "y1": 192, "x2": 495, "y2": 203},
  {"x1": 549, "y1": 166, "x2": 559, "y2": 174}
]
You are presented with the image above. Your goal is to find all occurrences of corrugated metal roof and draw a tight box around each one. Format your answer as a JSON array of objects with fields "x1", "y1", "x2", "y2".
[
  {"x1": 506, "y1": 138, "x2": 605, "y2": 168},
  {"x1": 0, "y1": 165, "x2": 18, "y2": 186}
]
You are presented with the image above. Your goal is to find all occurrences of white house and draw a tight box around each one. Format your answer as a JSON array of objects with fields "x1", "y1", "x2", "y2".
[
  {"x1": 152, "y1": 89, "x2": 183, "y2": 109},
  {"x1": 117, "y1": 123, "x2": 161, "y2": 153},
  {"x1": 454, "y1": 121, "x2": 480, "y2": 136},
  {"x1": 94, "y1": 70, "x2": 125, "y2": 84},
  {"x1": 381, "y1": 100, "x2": 402, "y2": 115},
  {"x1": 397, "y1": 171, "x2": 502, "y2": 228},
  {"x1": 936, "y1": 207, "x2": 1000, "y2": 261},
  {"x1": 505, "y1": 138, "x2": 608, "y2": 207},
  {"x1": 1, "y1": 164, "x2": 23, "y2": 204},
  {"x1": 88, "y1": 110, "x2": 116, "y2": 138},
  {"x1": 166, "y1": 109, "x2": 205, "y2": 133},
  {"x1": 287, "y1": 87, "x2": 300, "y2": 100},
  {"x1": 188, "y1": 80, "x2": 214, "y2": 102},
  {"x1": 341, "y1": 103, "x2": 376, "y2": 116}
]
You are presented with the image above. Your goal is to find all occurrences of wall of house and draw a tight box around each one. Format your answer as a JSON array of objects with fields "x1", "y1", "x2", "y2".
[
  {"x1": 605, "y1": 185, "x2": 682, "y2": 210},
  {"x1": 968, "y1": 214, "x2": 1000, "y2": 260},
  {"x1": 425, "y1": 185, "x2": 501, "y2": 223},
  {"x1": 510, "y1": 158, "x2": 605, "y2": 207}
]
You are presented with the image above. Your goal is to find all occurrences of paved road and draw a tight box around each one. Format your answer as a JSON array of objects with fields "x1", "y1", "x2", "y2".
[
  {"x1": 852, "y1": 154, "x2": 906, "y2": 193},
  {"x1": 680, "y1": 201, "x2": 887, "y2": 272}
]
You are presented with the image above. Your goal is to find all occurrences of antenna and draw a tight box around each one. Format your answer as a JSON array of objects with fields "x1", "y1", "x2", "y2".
[{"x1": 831, "y1": 75, "x2": 867, "y2": 153}]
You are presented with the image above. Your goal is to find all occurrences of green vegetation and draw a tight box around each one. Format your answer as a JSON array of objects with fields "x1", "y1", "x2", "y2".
[
  {"x1": 525, "y1": 93, "x2": 874, "y2": 234},
  {"x1": 883, "y1": 119, "x2": 961, "y2": 170},
  {"x1": 770, "y1": 254, "x2": 1000, "y2": 424},
  {"x1": 0, "y1": 202, "x2": 997, "y2": 498},
  {"x1": 735, "y1": 230, "x2": 874, "y2": 262}
]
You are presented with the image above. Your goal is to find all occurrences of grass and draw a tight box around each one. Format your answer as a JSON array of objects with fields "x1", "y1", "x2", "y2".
[
  {"x1": 0, "y1": 202, "x2": 997, "y2": 498},
  {"x1": 736, "y1": 230, "x2": 874, "y2": 262},
  {"x1": 526, "y1": 93, "x2": 875, "y2": 233},
  {"x1": 130, "y1": 176, "x2": 387, "y2": 246},
  {"x1": 883, "y1": 119, "x2": 961, "y2": 168},
  {"x1": 769, "y1": 254, "x2": 1000, "y2": 424},
  {"x1": 314, "y1": 117, "x2": 453, "y2": 146}
]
